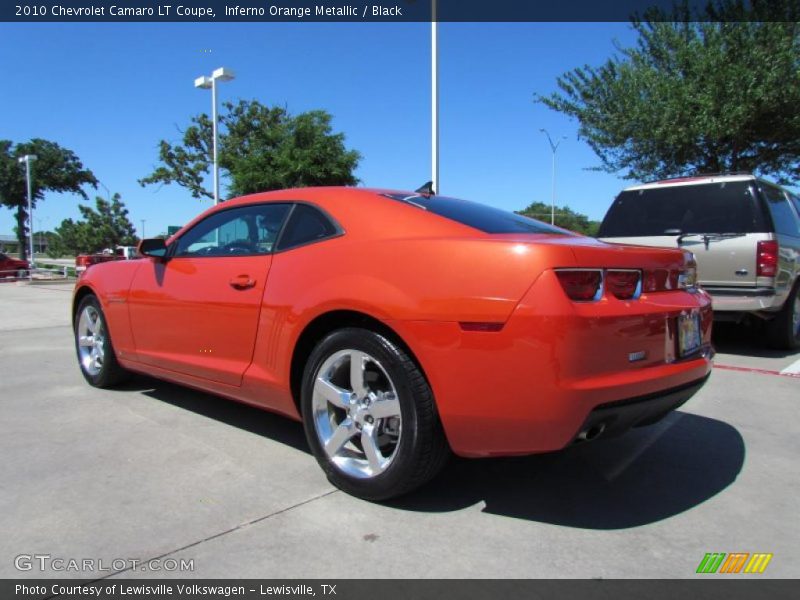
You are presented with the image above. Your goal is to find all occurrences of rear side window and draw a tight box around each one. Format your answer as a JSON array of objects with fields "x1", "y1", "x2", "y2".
[
  {"x1": 761, "y1": 185, "x2": 800, "y2": 237},
  {"x1": 790, "y1": 194, "x2": 800, "y2": 222},
  {"x1": 598, "y1": 181, "x2": 768, "y2": 237},
  {"x1": 383, "y1": 194, "x2": 566, "y2": 235},
  {"x1": 277, "y1": 204, "x2": 339, "y2": 251}
]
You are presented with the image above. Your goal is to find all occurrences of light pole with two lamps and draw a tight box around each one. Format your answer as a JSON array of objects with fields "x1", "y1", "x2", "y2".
[
  {"x1": 539, "y1": 129, "x2": 566, "y2": 226},
  {"x1": 194, "y1": 67, "x2": 235, "y2": 206}
]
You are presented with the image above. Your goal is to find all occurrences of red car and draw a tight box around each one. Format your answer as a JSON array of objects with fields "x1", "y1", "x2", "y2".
[
  {"x1": 72, "y1": 187, "x2": 713, "y2": 499},
  {"x1": 0, "y1": 252, "x2": 29, "y2": 278}
]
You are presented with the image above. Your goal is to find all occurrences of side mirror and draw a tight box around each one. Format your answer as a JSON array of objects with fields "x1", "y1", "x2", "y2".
[{"x1": 138, "y1": 238, "x2": 169, "y2": 259}]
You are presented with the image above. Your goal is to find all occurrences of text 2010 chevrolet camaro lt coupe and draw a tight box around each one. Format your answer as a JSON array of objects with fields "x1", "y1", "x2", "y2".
[{"x1": 73, "y1": 187, "x2": 713, "y2": 500}]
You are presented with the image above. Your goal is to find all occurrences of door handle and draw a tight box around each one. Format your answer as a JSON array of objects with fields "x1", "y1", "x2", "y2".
[{"x1": 229, "y1": 275, "x2": 256, "y2": 289}]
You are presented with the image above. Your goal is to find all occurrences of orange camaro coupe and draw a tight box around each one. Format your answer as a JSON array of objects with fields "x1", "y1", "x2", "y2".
[{"x1": 73, "y1": 187, "x2": 713, "y2": 499}]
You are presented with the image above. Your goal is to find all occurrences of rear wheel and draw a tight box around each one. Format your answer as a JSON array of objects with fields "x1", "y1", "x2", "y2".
[
  {"x1": 766, "y1": 283, "x2": 800, "y2": 350},
  {"x1": 301, "y1": 327, "x2": 449, "y2": 501},
  {"x1": 74, "y1": 295, "x2": 129, "y2": 387}
]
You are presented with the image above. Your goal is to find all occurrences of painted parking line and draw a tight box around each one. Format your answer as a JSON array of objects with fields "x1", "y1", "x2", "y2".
[
  {"x1": 715, "y1": 363, "x2": 800, "y2": 379},
  {"x1": 780, "y1": 357, "x2": 800, "y2": 376}
]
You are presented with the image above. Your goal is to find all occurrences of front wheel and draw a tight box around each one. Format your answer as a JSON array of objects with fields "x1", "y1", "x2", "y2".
[
  {"x1": 301, "y1": 328, "x2": 449, "y2": 501},
  {"x1": 766, "y1": 284, "x2": 800, "y2": 351},
  {"x1": 74, "y1": 295, "x2": 129, "y2": 387}
]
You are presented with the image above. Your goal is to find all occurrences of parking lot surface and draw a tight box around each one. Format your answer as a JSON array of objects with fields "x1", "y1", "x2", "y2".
[{"x1": 1, "y1": 283, "x2": 798, "y2": 578}]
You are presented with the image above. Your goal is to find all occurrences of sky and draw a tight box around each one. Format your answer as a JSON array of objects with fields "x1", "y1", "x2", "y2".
[{"x1": 0, "y1": 21, "x2": 640, "y2": 238}]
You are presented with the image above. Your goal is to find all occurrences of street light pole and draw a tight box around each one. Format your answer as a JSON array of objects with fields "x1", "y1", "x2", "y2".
[
  {"x1": 18, "y1": 154, "x2": 37, "y2": 274},
  {"x1": 539, "y1": 129, "x2": 566, "y2": 226},
  {"x1": 195, "y1": 67, "x2": 236, "y2": 205},
  {"x1": 99, "y1": 181, "x2": 111, "y2": 201},
  {"x1": 37, "y1": 218, "x2": 44, "y2": 254},
  {"x1": 141, "y1": 219, "x2": 146, "y2": 240},
  {"x1": 431, "y1": 0, "x2": 439, "y2": 194}
]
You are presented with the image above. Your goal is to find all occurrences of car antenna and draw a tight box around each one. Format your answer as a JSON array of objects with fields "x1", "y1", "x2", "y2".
[{"x1": 415, "y1": 181, "x2": 435, "y2": 196}]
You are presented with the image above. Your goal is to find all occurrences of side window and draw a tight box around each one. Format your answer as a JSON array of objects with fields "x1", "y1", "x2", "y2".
[
  {"x1": 277, "y1": 204, "x2": 339, "y2": 251},
  {"x1": 790, "y1": 193, "x2": 800, "y2": 223},
  {"x1": 173, "y1": 203, "x2": 291, "y2": 257},
  {"x1": 761, "y1": 185, "x2": 800, "y2": 237}
]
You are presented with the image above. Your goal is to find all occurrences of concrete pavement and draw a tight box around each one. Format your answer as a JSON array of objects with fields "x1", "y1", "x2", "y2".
[{"x1": 1, "y1": 283, "x2": 797, "y2": 579}]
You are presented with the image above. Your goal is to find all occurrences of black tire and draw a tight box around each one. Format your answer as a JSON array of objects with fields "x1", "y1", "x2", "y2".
[
  {"x1": 300, "y1": 327, "x2": 450, "y2": 501},
  {"x1": 765, "y1": 283, "x2": 800, "y2": 351},
  {"x1": 74, "y1": 295, "x2": 130, "y2": 387}
]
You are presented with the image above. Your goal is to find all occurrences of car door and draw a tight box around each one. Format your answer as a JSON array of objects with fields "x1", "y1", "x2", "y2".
[{"x1": 128, "y1": 202, "x2": 291, "y2": 386}]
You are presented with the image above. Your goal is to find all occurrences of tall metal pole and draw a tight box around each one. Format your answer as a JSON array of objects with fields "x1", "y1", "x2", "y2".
[
  {"x1": 18, "y1": 155, "x2": 37, "y2": 274},
  {"x1": 212, "y1": 77, "x2": 219, "y2": 206},
  {"x1": 539, "y1": 129, "x2": 565, "y2": 226},
  {"x1": 431, "y1": 1, "x2": 439, "y2": 194},
  {"x1": 141, "y1": 219, "x2": 146, "y2": 240},
  {"x1": 551, "y1": 150, "x2": 556, "y2": 226},
  {"x1": 25, "y1": 157, "x2": 34, "y2": 267},
  {"x1": 195, "y1": 68, "x2": 234, "y2": 205}
]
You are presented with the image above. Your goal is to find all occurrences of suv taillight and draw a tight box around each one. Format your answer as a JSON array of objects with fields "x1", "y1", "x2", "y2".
[
  {"x1": 555, "y1": 270, "x2": 603, "y2": 301},
  {"x1": 756, "y1": 240, "x2": 778, "y2": 277}
]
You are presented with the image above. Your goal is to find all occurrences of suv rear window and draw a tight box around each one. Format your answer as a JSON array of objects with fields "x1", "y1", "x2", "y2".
[
  {"x1": 598, "y1": 181, "x2": 768, "y2": 237},
  {"x1": 383, "y1": 194, "x2": 566, "y2": 235}
]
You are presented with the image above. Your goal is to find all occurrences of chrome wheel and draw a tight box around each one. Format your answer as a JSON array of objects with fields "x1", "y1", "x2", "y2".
[
  {"x1": 311, "y1": 349, "x2": 402, "y2": 479},
  {"x1": 77, "y1": 305, "x2": 106, "y2": 377}
]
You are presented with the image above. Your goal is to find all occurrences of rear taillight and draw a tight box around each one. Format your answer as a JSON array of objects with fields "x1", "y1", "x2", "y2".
[
  {"x1": 555, "y1": 270, "x2": 603, "y2": 301},
  {"x1": 606, "y1": 270, "x2": 641, "y2": 300},
  {"x1": 757, "y1": 240, "x2": 778, "y2": 277},
  {"x1": 643, "y1": 269, "x2": 668, "y2": 292}
]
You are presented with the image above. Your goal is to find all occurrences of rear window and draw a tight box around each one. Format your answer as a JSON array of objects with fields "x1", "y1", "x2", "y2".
[
  {"x1": 598, "y1": 181, "x2": 768, "y2": 237},
  {"x1": 383, "y1": 194, "x2": 566, "y2": 235}
]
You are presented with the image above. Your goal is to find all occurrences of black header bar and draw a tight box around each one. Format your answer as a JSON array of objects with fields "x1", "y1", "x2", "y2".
[{"x1": 4, "y1": 0, "x2": 793, "y2": 23}]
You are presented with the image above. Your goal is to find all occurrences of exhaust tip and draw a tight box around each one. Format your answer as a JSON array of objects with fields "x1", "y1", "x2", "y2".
[{"x1": 576, "y1": 423, "x2": 606, "y2": 442}]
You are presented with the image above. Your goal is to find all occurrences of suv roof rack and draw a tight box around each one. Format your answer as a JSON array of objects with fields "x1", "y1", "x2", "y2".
[{"x1": 643, "y1": 171, "x2": 754, "y2": 185}]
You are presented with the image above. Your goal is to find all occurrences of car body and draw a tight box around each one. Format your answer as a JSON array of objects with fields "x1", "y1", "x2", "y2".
[
  {"x1": 0, "y1": 252, "x2": 29, "y2": 278},
  {"x1": 598, "y1": 174, "x2": 800, "y2": 349},
  {"x1": 72, "y1": 187, "x2": 713, "y2": 499}
]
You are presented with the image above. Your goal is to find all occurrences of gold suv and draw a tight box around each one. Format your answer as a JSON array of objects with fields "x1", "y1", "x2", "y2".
[{"x1": 599, "y1": 174, "x2": 800, "y2": 350}]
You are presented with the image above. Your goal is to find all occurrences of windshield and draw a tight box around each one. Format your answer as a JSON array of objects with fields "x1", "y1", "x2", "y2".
[
  {"x1": 383, "y1": 193, "x2": 567, "y2": 235},
  {"x1": 598, "y1": 181, "x2": 768, "y2": 237}
]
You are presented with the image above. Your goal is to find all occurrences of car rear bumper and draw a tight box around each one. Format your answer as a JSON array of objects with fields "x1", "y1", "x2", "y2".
[
  {"x1": 704, "y1": 286, "x2": 780, "y2": 313},
  {"x1": 388, "y1": 271, "x2": 714, "y2": 457},
  {"x1": 571, "y1": 374, "x2": 709, "y2": 444}
]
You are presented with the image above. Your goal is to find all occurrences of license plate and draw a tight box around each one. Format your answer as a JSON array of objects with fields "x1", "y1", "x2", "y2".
[{"x1": 678, "y1": 312, "x2": 701, "y2": 357}]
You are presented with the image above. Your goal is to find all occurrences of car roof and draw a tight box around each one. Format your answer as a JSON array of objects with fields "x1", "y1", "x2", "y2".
[
  {"x1": 623, "y1": 174, "x2": 757, "y2": 192},
  {"x1": 169, "y1": 187, "x2": 481, "y2": 244}
]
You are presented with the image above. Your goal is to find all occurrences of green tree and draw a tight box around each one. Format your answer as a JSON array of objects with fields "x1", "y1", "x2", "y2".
[
  {"x1": 518, "y1": 201, "x2": 600, "y2": 236},
  {"x1": 37, "y1": 231, "x2": 65, "y2": 260},
  {"x1": 52, "y1": 219, "x2": 83, "y2": 257},
  {"x1": 52, "y1": 194, "x2": 138, "y2": 256},
  {"x1": 140, "y1": 99, "x2": 361, "y2": 199},
  {"x1": 0, "y1": 139, "x2": 97, "y2": 261},
  {"x1": 536, "y1": 0, "x2": 800, "y2": 182}
]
